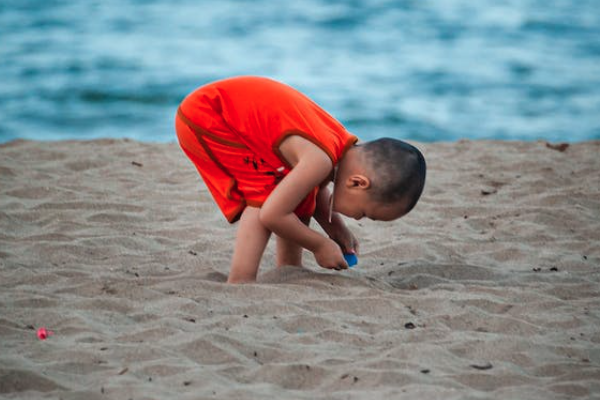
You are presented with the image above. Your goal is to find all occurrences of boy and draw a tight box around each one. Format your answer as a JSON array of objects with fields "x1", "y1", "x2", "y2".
[{"x1": 175, "y1": 76, "x2": 426, "y2": 283}]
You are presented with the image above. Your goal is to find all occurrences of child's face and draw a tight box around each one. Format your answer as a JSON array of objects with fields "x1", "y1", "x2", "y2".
[{"x1": 334, "y1": 189, "x2": 407, "y2": 222}]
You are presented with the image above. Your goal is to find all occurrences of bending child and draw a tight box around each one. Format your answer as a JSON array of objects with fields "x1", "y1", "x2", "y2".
[{"x1": 175, "y1": 76, "x2": 426, "y2": 283}]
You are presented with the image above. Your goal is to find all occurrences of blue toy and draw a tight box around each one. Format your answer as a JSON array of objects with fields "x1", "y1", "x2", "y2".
[{"x1": 344, "y1": 253, "x2": 358, "y2": 268}]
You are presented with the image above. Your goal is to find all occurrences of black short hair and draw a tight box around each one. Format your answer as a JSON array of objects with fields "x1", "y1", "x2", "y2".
[{"x1": 360, "y1": 138, "x2": 426, "y2": 214}]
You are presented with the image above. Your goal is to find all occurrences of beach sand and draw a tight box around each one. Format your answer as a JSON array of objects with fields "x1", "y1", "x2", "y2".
[{"x1": 1, "y1": 139, "x2": 599, "y2": 399}]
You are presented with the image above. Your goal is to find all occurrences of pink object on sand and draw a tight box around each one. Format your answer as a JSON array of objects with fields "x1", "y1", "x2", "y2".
[{"x1": 37, "y1": 327, "x2": 53, "y2": 340}]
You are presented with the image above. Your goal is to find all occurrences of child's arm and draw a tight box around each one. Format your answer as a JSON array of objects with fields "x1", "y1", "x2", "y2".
[{"x1": 260, "y1": 137, "x2": 349, "y2": 270}]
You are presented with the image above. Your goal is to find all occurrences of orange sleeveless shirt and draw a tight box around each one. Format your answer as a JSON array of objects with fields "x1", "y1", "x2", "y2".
[{"x1": 175, "y1": 76, "x2": 358, "y2": 223}]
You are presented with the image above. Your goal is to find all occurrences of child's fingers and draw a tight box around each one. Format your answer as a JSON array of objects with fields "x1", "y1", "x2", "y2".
[
  {"x1": 344, "y1": 238, "x2": 358, "y2": 254},
  {"x1": 332, "y1": 254, "x2": 349, "y2": 270},
  {"x1": 345, "y1": 236, "x2": 359, "y2": 255},
  {"x1": 334, "y1": 261, "x2": 349, "y2": 271}
]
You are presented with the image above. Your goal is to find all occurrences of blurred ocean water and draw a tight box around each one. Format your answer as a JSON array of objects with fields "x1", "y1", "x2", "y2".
[{"x1": 1, "y1": 0, "x2": 599, "y2": 143}]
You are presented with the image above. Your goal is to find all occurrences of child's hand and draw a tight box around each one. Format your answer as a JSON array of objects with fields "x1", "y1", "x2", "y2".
[
  {"x1": 329, "y1": 224, "x2": 359, "y2": 256},
  {"x1": 314, "y1": 237, "x2": 348, "y2": 270}
]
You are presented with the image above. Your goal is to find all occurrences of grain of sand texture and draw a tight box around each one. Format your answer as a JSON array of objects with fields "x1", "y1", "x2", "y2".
[{"x1": 1, "y1": 139, "x2": 599, "y2": 399}]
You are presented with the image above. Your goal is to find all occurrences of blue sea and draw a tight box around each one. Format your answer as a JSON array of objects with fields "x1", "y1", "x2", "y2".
[{"x1": 1, "y1": 0, "x2": 599, "y2": 143}]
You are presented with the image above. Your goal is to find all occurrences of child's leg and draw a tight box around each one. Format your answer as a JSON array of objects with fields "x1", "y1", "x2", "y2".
[
  {"x1": 228, "y1": 207, "x2": 272, "y2": 284},
  {"x1": 276, "y1": 216, "x2": 310, "y2": 267}
]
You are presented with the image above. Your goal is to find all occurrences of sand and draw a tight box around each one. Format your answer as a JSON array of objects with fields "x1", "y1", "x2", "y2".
[{"x1": 1, "y1": 138, "x2": 599, "y2": 399}]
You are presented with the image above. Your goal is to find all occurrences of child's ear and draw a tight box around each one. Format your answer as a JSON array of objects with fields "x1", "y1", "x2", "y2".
[{"x1": 347, "y1": 174, "x2": 371, "y2": 189}]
